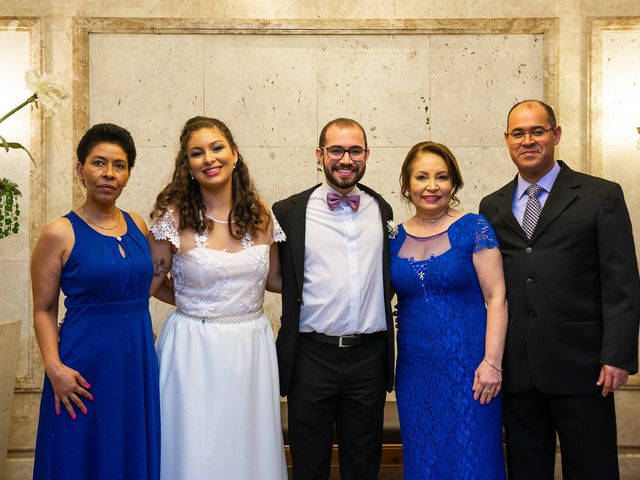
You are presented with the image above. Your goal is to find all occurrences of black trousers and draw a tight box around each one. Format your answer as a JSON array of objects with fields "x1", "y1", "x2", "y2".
[
  {"x1": 504, "y1": 388, "x2": 619, "y2": 480},
  {"x1": 287, "y1": 334, "x2": 387, "y2": 480}
]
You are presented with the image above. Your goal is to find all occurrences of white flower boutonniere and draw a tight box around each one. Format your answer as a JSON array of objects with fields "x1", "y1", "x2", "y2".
[{"x1": 387, "y1": 220, "x2": 398, "y2": 239}]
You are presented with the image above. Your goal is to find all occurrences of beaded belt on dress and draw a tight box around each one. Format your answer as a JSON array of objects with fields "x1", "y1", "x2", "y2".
[{"x1": 176, "y1": 309, "x2": 264, "y2": 324}]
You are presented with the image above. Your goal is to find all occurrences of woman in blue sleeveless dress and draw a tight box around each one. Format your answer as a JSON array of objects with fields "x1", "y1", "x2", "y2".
[
  {"x1": 390, "y1": 141, "x2": 508, "y2": 479},
  {"x1": 31, "y1": 124, "x2": 161, "y2": 479}
]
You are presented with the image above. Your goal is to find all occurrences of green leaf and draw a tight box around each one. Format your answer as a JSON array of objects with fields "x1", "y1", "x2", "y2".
[
  {"x1": 0, "y1": 134, "x2": 9, "y2": 153},
  {"x1": 6, "y1": 142, "x2": 36, "y2": 166},
  {"x1": 0, "y1": 178, "x2": 22, "y2": 196}
]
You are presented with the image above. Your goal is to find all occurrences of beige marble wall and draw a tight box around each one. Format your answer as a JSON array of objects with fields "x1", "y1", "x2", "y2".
[{"x1": 2, "y1": 1, "x2": 640, "y2": 479}]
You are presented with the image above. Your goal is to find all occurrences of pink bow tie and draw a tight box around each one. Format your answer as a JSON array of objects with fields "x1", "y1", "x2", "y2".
[{"x1": 327, "y1": 192, "x2": 360, "y2": 212}]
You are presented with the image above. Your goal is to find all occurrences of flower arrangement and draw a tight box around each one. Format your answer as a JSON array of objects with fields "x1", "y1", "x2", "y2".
[{"x1": 0, "y1": 70, "x2": 66, "y2": 239}]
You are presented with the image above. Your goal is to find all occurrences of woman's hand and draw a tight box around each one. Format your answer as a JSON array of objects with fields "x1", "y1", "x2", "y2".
[
  {"x1": 472, "y1": 359, "x2": 502, "y2": 405},
  {"x1": 46, "y1": 363, "x2": 93, "y2": 419}
]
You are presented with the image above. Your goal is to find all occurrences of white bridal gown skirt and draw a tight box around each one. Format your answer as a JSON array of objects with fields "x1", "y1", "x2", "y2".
[{"x1": 157, "y1": 310, "x2": 287, "y2": 480}]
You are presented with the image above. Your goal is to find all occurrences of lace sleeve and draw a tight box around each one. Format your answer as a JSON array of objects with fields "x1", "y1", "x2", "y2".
[
  {"x1": 473, "y1": 214, "x2": 499, "y2": 252},
  {"x1": 150, "y1": 208, "x2": 180, "y2": 250},
  {"x1": 271, "y1": 210, "x2": 286, "y2": 244}
]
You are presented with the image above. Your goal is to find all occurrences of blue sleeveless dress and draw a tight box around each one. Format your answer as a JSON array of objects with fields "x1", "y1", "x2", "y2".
[
  {"x1": 390, "y1": 214, "x2": 505, "y2": 480},
  {"x1": 33, "y1": 211, "x2": 160, "y2": 480}
]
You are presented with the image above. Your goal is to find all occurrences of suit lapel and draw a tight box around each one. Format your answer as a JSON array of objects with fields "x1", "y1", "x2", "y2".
[
  {"x1": 529, "y1": 162, "x2": 579, "y2": 242},
  {"x1": 495, "y1": 177, "x2": 528, "y2": 240},
  {"x1": 286, "y1": 185, "x2": 319, "y2": 294}
]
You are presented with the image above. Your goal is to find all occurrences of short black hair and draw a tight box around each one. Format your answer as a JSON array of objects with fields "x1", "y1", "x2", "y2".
[{"x1": 76, "y1": 123, "x2": 137, "y2": 168}]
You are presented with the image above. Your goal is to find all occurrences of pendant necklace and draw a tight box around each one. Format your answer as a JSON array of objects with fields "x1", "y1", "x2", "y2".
[
  {"x1": 80, "y1": 206, "x2": 120, "y2": 230},
  {"x1": 417, "y1": 208, "x2": 448, "y2": 224}
]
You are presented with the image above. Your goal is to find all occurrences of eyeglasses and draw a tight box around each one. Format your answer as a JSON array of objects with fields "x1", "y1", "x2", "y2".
[
  {"x1": 322, "y1": 146, "x2": 368, "y2": 161},
  {"x1": 506, "y1": 127, "x2": 554, "y2": 143}
]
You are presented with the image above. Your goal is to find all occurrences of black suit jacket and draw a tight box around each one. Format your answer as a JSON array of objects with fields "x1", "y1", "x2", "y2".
[
  {"x1": 272, "y1": 183, "x2": 395, "y2": 396},
  {"x1": 479, "y1": 161, "x2": 640, "y2": 395}
]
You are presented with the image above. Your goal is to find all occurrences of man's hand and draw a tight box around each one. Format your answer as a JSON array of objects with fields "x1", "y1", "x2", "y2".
[{"x1": 596, "y1": 364, "x2": 629, "y2": 396}]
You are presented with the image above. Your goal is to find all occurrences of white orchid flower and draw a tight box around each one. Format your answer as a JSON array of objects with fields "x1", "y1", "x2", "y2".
[{"x1": 24, "y1": 69, "x2": 68, "y2": 113}]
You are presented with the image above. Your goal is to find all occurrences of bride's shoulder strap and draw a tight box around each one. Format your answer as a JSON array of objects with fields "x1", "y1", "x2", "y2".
[{"x1": 150, "y1": 207, "x2": 180, "y2": 250}]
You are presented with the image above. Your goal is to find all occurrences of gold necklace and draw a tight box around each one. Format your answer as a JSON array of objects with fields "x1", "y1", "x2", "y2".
[
  {"x1": 80, "y1": 206, "x2": 121, "y2": 231},
  {"x1": 416, "y1": 208, "x2": 448, "y2": 224}
]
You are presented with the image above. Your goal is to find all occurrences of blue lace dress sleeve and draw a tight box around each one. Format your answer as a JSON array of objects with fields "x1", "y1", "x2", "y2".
[{"x1": 473, "y1": 214, "x2": 499, "y2": 252}]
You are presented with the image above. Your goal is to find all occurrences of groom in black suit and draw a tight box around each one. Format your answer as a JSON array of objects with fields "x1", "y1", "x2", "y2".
[
  {"x1": 480, "y1": 99, "x2": 640, "y2": 480},
  {"x1": 273, "y1": 118, "x2": 394, "y2": 479}
]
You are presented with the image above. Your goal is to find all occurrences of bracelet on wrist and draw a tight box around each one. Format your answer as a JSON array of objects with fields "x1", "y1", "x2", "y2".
[{"x1": 483, "y1": 357, "x2": 503, "y2": 372}]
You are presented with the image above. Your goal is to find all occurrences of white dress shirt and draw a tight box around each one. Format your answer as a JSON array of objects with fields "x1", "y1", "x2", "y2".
[{"x1": 299, "y1": 183, "x2": 387, "y2": 335}]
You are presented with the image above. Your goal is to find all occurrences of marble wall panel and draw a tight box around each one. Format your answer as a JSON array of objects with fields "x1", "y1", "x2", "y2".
[
  {"x1": 203, "y1": 35, "x2": 318, "y2": 148},
  {"x1": 359, "y1": 146, "x2": 413, "y2": 220},
  {"x1": 449, "y1": 146, "x2": 517, "y2": 212},
  {"x1": 7, "y1": 392, "x2": 39, "y2": 451},
  {"x1": 596, "y1": 27, "x2": 640, "y2": 314},
  {"x1": 117, "y1": 146, "x2": 175, "y2": 221},
  {"x1": 431, "y1": 0, "x2": 566, "y2": 17},
  {"x1": 149, "y1": 298, "x2": 175, "y2": 335},
  {"x1": 317, "y1": 0, "x2": 434, "y2": 19},
  {"x1": 0, "y1": 262, "x2": 31, "y2": 379},
  {"x1": 3, "y1": 457, "x2": 33, "y2": 480},
  {"x1": 616, "y1": 389, "x2": 640, "y2": 446},
  {"x1": 242, "y1": 147, "x2": 318, "y2": 205},
  {"x1": 600, "y1": 30, "x2": 640, "y2": 147},
  {"x1": 601, "y1": 146, "x2": 640, "y2": 265},
  {"x1": 430, "y1": 34, "x2": 544, "y2": 147},
  {"x1": 317, "y1": 35, "x2": 430, "y2": 148},
  {"x1": 0, "y1": 31, "x2": 31, "y2": 146},
  {"x1": 89, "y1": 33, "x2": 205, "y2": 148}
]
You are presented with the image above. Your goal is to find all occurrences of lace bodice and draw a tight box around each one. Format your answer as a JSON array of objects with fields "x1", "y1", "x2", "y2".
[{"x1": 150, "y1": 209, "x2": 285, "y2": 317}]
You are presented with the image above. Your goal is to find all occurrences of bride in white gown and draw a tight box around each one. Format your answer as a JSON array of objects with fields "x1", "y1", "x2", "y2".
[{"x1": 148, "y1": 116, "x2": 287, "y2": 480}]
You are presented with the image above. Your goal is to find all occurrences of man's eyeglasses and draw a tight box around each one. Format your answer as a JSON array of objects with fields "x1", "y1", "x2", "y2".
[
  {"x1": 506, "y1": 127, "x2": 554, "y2": 143},
  {"x1": 322, "y1": 146, "x2": 368, "y2": 161}
]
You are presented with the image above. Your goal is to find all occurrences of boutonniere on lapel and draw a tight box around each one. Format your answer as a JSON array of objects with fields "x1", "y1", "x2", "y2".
[{"x1": 387, "y1": 220, "x2": 398, "y2": 239}]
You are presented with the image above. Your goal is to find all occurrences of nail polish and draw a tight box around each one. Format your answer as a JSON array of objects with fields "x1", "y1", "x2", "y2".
[
  {"x1": 71, "y1": 413, "x2": 77, "y2": 420},
  {"x1": 82, "y1": 408, "x2": 87, "y2": 414},
  {"x1": 85, "y1": 383, "x2": 91, "y2": 388}
]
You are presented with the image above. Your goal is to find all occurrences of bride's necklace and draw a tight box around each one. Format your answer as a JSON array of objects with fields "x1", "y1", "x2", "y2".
[
  {"x1": 80, "y1": 206, "x2": 120, "y2": 230},
  {"x1": 416, "y1": 208, "x2": 448, "y2": 224},
  {"x1": 206, "y1": 214, "x2": 236, "y2": 225}
]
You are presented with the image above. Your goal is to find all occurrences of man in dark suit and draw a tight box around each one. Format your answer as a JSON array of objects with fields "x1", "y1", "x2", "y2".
[
  {"x1": 479, "y1": 99, "x2": 640, "y2": 480},
  {"x1": 273, "y1": 118, "x2": 394, "y2": 480}
]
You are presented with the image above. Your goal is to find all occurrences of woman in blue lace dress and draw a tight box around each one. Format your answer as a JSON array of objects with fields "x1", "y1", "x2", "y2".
[
  {"x1": 31, "y1": 124, "x2": 161, "y2": 479},
  {"x1": 390, "y1": 141, "x2": 508, "y2": 479}
]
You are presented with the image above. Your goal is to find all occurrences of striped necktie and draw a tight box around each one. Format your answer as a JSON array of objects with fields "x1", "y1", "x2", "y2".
[{"x1": 522, "y1": 184, "x2": 544, "y2": 239}]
